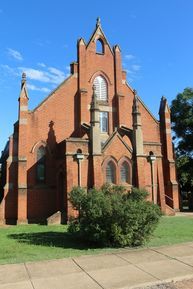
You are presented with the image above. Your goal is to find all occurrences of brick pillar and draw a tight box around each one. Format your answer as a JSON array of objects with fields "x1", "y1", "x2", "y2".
[
  {"x1": 159, "y1": 96, "x2": 179, "y2": 210},
  {"x1": 90, "y1": 85, "x2": 102, "y2": 188},
  {"x1": 157, "y1": 157, "x2": 166, "y2": 212},
  {"x1": 114, "y1": 45, "x2": 123, "y2": 127},
  {"x1": 0, "y1": 136, "x2": 14, "y2": 224},
  {"x1": 78, "y1": 38, "x2": 88, "y2": 125},
  {"x1": 65, "y1": 155, "x2": 74, "y2": 220},
  {"x1": 132, "y1": 90, "x2": 145, "y2": 188},
  {"x1": 17, "y1": 73, "x2": 29, "y2": 223}
]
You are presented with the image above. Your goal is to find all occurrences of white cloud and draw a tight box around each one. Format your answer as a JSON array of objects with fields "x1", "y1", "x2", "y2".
[
  {"x1": 1, "y1": 63, "x2": 66, "y2": 85},
  {"x1": 7, "y1": 48, "x2": 23, "y2": 61},
  {"x1": 125, "y1": 54, "x2": 135, "y2": 60},
  {"x1": 48, "y1": 67, "x2": 66, "y2": 83},
  {"x1": 131, "y1": 64, "x2": 141, "y2": 71},
  {"x1": 27, "y1": 83, "x2": 50, "y2": 93},
  {"x1": 38, "y1": 62, "x2": 46, "y2": 68},
  {"x1": 18, "y1": 67, "x2": 50, "y2": 82},
  {"x1": 18, "y1": 66, "x2": 65, "y2": 84},
  {"x1": 124, "y1": 68, "x2": 133, "y2": 74},
  {"x1": 1, "y1": 64, "x2": 19, "y2": 76}
]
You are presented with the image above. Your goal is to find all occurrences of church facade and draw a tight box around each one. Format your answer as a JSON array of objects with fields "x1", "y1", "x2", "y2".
[{"x1": 0, "y1": 20, "x2": 179, "y2": 224}]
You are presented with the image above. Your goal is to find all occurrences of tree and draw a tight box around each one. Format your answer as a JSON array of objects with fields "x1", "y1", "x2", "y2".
[{"x1": 170, "y1": 88, "x2": 193, "y2": 194}]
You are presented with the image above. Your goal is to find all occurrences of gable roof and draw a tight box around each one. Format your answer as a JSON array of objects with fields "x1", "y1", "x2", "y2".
[
  {"x1": 32, "y1": 74, "x2": 72, "y2": 112},
  {"x1": 102, "y1": 130, "x2": 133, "y2": 153}
]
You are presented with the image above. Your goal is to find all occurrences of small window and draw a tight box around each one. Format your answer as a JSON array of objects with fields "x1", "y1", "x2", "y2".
[
  {"x1": 120, "y1": 161, "x2": 130, "y2": 183},
  {"x1": 93, "y1": 76, "x2": 107, "y2": 101},
  {"x1": 96, "y1": 39, "x2": 104, "y2": 54},
  {"x1": 100, "y1": 112, "x2": 108, "y2": 133},
  {"x1": 37, "y1": 146, "x2": 46, "y2": 183},
  {"x1": 106, "y1": 161, "x2": 116, "y2": 184}
]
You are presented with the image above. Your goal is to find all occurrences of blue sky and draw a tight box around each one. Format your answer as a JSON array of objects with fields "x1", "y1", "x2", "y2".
[{"x1": 0, "y1": 0, "x2": 193, "y2": 151}]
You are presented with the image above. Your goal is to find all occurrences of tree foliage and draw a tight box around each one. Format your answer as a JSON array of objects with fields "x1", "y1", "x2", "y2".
[
  {"x1": 171, "y1": 88, "x2": 193, "y2": 192},
  {"x1": 68, "y1": 185, "x2": 161, "y2": 247}
]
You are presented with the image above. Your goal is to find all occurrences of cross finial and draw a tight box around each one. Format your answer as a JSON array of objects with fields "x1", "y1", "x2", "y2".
[
  {"x1": 22, "y1": 72, "x2": 26, "y2": 81},
  {"x1": 96, "y1": 17, "x2": 101, "y2": 28},
  {"x1": 21, "y1": 72, "x2": 26, "y2": 88}
]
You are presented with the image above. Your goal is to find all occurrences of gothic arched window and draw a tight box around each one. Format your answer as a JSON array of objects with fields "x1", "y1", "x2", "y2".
[
  {"x1": 106, "y1": 161, "x2": 116, "y2": 184},
  {"x1": 93, "y1": 75, "x2": 107, "y2": 101},
  {"x1": 96, "y1": 38, "x2": 104, "y2": 54},
  {"x1": 37, "y1": 146, "x2": 46, "y2": 183},
  {"x1": 120, "y1": 161, "x2": 130, "y2": 183}
]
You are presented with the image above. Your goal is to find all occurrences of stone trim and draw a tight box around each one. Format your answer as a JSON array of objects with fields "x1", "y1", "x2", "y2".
[
  {"x1": 18, "y1": 156, "x2": 27, "y2": 161},
  {"x1": 20, "y1": 105, "x2": 28, "y2": 111},
  {"x1": 66, "y1": 138, "x2": 89, "y2": 143},
  {"x1": 4, "y1": 183, "x2": 13, "y2": 190},
  {"x1": 166, "y1": 128, "x2": 171, "y2": 133},
  {"x1": 65, "y1": 153, "x2": 89, "y2": 157},
  {"x1": 7, "y1": 156, "x2": 18, "y2": 163},
  {"x1": 19, "y1": 118, "x2": 27, "y2": 125},
  {"x1": 143, "y1": 142, "x2": 162, "y2": 146},
  {"x1": 18, "y1": 185, "x2": 27, "y2": 189}
]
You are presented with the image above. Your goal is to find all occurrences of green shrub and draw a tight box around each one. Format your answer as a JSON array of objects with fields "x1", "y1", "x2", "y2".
[{"x1": 68, "y1": 185, "x2": 161, "y2": 247}]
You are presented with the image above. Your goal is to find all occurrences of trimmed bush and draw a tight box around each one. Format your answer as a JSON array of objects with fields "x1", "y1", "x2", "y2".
[{"x1": 68, "y1": 185, "x2": 161, "y2": 247}]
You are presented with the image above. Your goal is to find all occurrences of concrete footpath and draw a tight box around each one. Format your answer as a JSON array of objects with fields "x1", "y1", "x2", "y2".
[{"x1": 1, "y1": 243, "x2": 193, "y2": 289}]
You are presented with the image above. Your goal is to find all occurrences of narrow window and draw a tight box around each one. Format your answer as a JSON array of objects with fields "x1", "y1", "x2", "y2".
[
  {"x1": 96, "y1": 39, "x2": 104, "y2": 54},
  {"x1": 93, "y1": 76, "x2": 107, "y2": 101},
  {"x1": 37, "y1": 146, "x2": 46, "y2": 183},
  {"x1": 106, "y1": 161, "x2": 116, "y2": 184},
  {"x1": 100, "y1": 112, "x2": 108, "y2": 133},
  {"x1": 120, "y1": 161, "x2": 130, "y2": 183}
]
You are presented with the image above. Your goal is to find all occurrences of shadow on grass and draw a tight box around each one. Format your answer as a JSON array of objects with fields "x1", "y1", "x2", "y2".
[{"x1": 8, "y1": 232, "x2": 99, "y2": 250}]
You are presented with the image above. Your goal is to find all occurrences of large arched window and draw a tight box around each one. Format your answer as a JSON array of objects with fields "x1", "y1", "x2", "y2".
[
  {"x1": 37, "y1": 146, "x2": 46, "y2": 183},
  {"x1": 120, "y1": 161, "x2": 130, "y2": 183},
  {"x1": 106, "y1": 161, "x2": 116, "y2": 184},
  {"x1": 93, "y1": 75, "x2": 107, "y2": 101}
]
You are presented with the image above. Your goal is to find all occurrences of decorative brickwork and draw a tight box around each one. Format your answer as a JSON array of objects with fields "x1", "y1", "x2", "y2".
[{"x1": 0, "y1": 20, "x2": 179, "y2": 224}]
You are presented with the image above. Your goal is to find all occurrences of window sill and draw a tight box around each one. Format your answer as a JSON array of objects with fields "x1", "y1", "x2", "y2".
[{"x1": 98, "y1": 100, "x2": 109, "y2": 106}]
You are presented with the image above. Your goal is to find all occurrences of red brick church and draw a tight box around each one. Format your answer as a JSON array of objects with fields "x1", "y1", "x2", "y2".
[{"x1": 0, "y1": 19, "x2": 179, "y2": 224}]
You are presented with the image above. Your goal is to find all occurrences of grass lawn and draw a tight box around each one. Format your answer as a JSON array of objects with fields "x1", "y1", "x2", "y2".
[
  {"x1": 147, "y1": 215, "x2": 193, "y2": 247},
  {"x1": 0, "y1": 216, "x2": 193, "y2": 264}
]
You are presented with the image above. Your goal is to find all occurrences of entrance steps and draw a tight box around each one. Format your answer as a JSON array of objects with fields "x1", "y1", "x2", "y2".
[{"x1": 165, "y1": 204, "x2": 176, "y2": 216}]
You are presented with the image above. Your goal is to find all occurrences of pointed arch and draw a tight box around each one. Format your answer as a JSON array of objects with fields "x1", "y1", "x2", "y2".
[
  {"x1": 106, "y1": 160, "x2": 116, "y2": 184},
  {"x1": 36, "y1": 146, "x2": 46, "y2": 183},
  {"x1": 119, "y1": 157, "x2": 132, "y2": 184},
  {"x1": 89, "y1": 71, "x2": 112, "y2": 86},
  {"x1": 31, "y1": 141, "x2": 47, "y2": 153},
  {"x1": 93, "y1": 75, "x2": 107, "y2": 101},
  {"x1": 102, "y1": 157, "x2": 117, "y2": 184},
  {"x1": 96, "y1": 38, "x2": 104, "y2": 54},
  {"x1": 120, "y1": 161, "x2": 129, "y2": 183}
]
